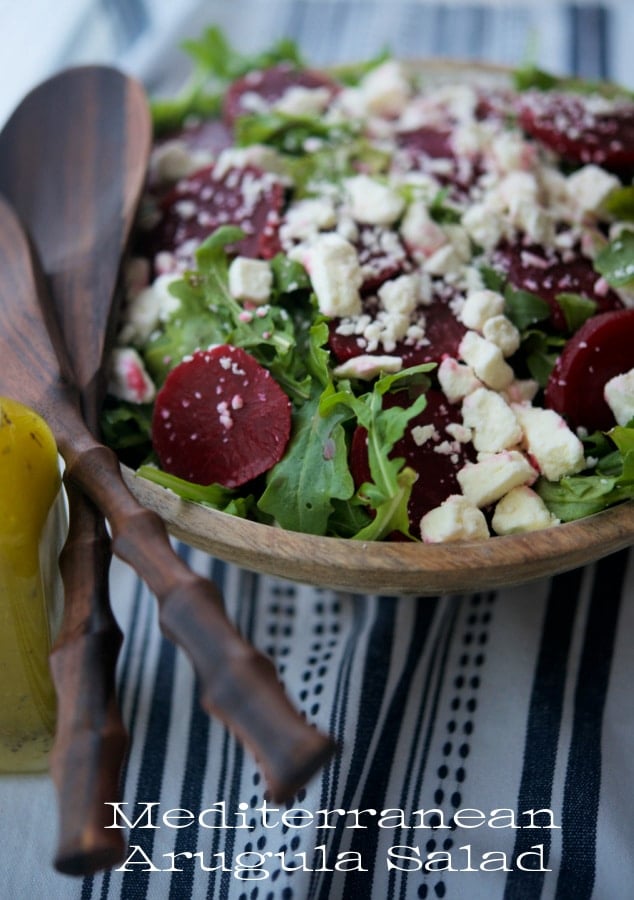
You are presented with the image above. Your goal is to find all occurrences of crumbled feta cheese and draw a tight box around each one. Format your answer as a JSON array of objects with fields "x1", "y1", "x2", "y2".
[
  {"x1": 214, "y1": 144, "x2": 288, "y2": 178},
  {"x1": 281, "y1": 197, "x2": 337, "y2": 241},
  {"x1": 345, "y1": 174, "x2": 405, "y2": 226},
  {"x1": 400, "y1": 201, "x2": 447, "y2": 260},
  {"x1": 228, "y1": 257, "x2": 273, "y2": 305},
  {"x1": 301, "y1": 233, "x2": 363, "y2": 317},
  {"x1": 604, "y1": 368, "x2": 634, "y2": 426},
  {"x1": 445, "y1": 422, "x2": 473, "y2": 444},
  {"x1": 482, "y1": 315, "x2": 521, "y2": 357},
  {"x1": 457, "y1": 451, "x2": 538, "y2": 507},
  {"x1": 424, "y1": 243, "x2": 464, "y2": 277},
  {"x1": 443, "y1": 224, "x2": 472, "y2": 263},
  {"x1": 378, "y1": 273, "x2": 421, "y2": 315},
  {"x1": 461, "y1": 387, "x2": 522, "y2": 452},
  {"x1": 459, "y1": 289, "x2": 505, "y2": 331},
  {"x1": 437, "y1": 357, "x2": 483, "y2": 404},
  {"x1": 491, "y1": 486, "x2": 560, "y2": 535},
  {"x1": 118, "y1": 273, "x2": 181, "y2": 346},
  {"x1": 566, "y1": 164, "x2": 621, "y2": 215},
  {"x1": 411, "y1": 423, "x2": 437, "y2": 446},
  {"x1": 489, "y1": 130, "x2": 535, "y2": 174},
  {"x1": 420, "y1": 495, "x2": 490, "y2": 543},
  {"x1": 150, "y1": 140, "x2": 213, "y2": 183},
  {"x1": 513, "y1": 404, "x2": 585, "y2": 481},
  {"x1": 502, "y1": 379, "x2": 539, "y2": 405},
  {"x1": 359, "y1": 60, "x2": 411, "y2": 117},
  {"x1": 273, "y1": 85, "x2": 332, "y2": 117},
  {"x1": 458, "y1": 331, "x2": 514, "y2": 391},
  {"x1": 333, "y1": 354, "x2": 403, "y2": 380},
  {"x1": 108, "y1": 347, "x2": 156, "y2": 404},
  {"x1": 461, "y1": 202, "x2": 505, "y2": 251}
]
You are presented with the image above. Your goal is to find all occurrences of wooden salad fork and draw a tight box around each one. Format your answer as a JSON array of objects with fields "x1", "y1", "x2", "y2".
[{"x1": 0, "y1": 68, "x2": 335, "y2": 876}]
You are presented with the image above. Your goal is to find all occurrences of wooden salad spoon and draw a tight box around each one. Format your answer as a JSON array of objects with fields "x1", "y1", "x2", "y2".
[
  {"x1": 0, "y1": 66, "x2": 143, "y2": 874},
  {"x1": 0, "y1": 72, "x2": 335, "y2": 871}
]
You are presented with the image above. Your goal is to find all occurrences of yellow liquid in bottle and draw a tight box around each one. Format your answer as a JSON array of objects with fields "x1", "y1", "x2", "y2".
[{"x1": 0, "y1": 398, "x2": 63, "y2": 773}]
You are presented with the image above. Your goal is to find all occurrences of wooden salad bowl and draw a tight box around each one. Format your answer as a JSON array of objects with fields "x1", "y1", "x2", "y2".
[
  {"x1": 122, "y1": 467, "x2": 633, "y2": 595},
  {"x1": 122, "y1": 58, "x2": 633, "y2": 596}
]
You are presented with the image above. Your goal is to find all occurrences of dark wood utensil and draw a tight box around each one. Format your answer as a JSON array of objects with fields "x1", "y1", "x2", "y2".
[
  {"x1": 0, "y1": 66, "x2": 147, "y2": 874},
  {"x1": 0, "y1": 127, "x2": 334, "y2": 873}
]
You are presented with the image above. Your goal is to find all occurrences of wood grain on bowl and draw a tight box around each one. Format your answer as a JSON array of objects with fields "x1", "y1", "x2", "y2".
[{"x1": 122, "y1": 466, "x2": 633, "y2": 595}]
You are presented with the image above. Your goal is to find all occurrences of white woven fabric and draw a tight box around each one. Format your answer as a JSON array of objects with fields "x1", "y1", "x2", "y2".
[{"x1": 0, "y1": 3, "x2": 632, "y2": 898}]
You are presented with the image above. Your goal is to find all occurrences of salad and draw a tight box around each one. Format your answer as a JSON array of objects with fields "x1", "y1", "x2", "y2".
[{"x1": 104, "y1": 28, "x2": 634, "y2": 544}]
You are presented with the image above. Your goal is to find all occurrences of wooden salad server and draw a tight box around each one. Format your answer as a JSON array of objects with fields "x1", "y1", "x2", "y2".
[
  {"x1": 0, "y1": 66, "x2": 145, "y2": 874},
  {"x1": 0, "y1": 81, "x2": 335, "y2": 867}
]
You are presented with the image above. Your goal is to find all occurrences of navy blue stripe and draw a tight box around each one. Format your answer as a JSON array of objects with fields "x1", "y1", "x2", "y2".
[
  {"x1": 569, "y1": 4, "x2": 609, "y2": 79},
  {"x1": 118, "y1": 545, "x2": 192, "y2": 898},
  {"x1": 216, "y1": 566, "x2": 260, "y2": 900},
  {"x1": 315, "y1": 595, "x2": 399, "y2": 900},
  {"x1": 503, "y1": 569, "x2": 583, "y2": 900},
  {"x1": 391, "y1": 598, "x2": 462, "y2": 900},
  {"x1": 167, "y1": 557, "x2": 228, "y2": 900},
  {"x1": 554, "y1": 550, "x2": 628, "y2": 900},
  {"x1": 307, "y1": 592, "x2": 370, "y2": 899},
  {"x1": 339, "y1": 596, "x2": 441, "y2": 898}
]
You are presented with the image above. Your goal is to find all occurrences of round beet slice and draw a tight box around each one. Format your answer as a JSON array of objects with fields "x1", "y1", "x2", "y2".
[
  {"x1": 544, "y1": 308, "x2": 634, "y2": 431},
  {"x1": 223, "y1": 63, "x2": 340, "y2": 125},
  {"x1": 518, "y1": 91, "x2": 634, "y2": 171},
  {"x1": 350, "y1": 388, "x2": 477, "y2": 528},
  {"x1": 395, "y1": 127, "x2": 480, "y2": 194},
  {"x1": 328, "y1": 294, "x2": 466, "y2": 367},
  {"x1": 144, "y1": 163, "x2": 284, "y2": 270},
  {"x1": 152, "y1": 345, "x2": 292, "y2": 487},
  {"x1": 494, "y1": 240, "x2": 623, "y2": 331}
]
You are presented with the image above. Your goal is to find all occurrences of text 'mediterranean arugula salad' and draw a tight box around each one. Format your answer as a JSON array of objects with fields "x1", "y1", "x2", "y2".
[{"x1": 103, "y1": 28, "x2": 634, "y2": 543}]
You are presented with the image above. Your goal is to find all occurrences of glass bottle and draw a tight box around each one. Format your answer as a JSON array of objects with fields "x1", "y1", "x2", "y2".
[{"x1": 0, "y1": 396, "x2": 65, "y2": 772}]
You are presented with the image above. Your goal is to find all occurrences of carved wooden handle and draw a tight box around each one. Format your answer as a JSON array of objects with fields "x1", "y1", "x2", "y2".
[
  {"x1": 48, "y1": 485, "x2": 128, "y2": 875},
  {"x1": 60, "y1": 434, "x2": 336, "y2": 800}
]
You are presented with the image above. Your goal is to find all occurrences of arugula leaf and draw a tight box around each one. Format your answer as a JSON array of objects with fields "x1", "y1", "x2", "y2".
[
  {"x1": 513, "y1": 63, "x2": 634, "y2": 100},
  {"x1": 99, "y1": 400, "x2": 153, "y2": 459},
  {"x1": 330, "y1": 49, "x2": 392, "y2": 86},
  {"x1": 320, "y1": 365, "x2": 434, "y2": 540},
  {"x1": 235, "y1": 111, "x2": 358, "y2": 155},
  {"x1": 257, "y1": 321, "x2": 355, "y2": 534},
  {"x1": 151, "y1": 27, "x2": 304, "y2": 133},
  {"x1": 594, "y1": 230, "x2": 634, "y2": 287},
  {"x1": 602, "y1": 186, "x2": 634, "y2": 222},
  {"x1": 503, "y1": 285, "x2": 551, "y2": 331},
  {"x1": 479, "y1": 264, "x2": 507, "y2": 293},
  {"x1": 554, "y1": 292, "x2": 598, "y2": 332},
  {"x1": 519, "y1": 329, "x2": 567, "y2": 387},
  {"x1": 429, "y1": 188, "x2": 462, "y2": 225},
  {"x1": 283, "y1": 138, "x2": 391, "y2": 196},
  {"x1": 137, "y1": 465, "x2": 253, "y2": 517},
  {"x1": 536, "y1": 423, "x2": 634, "y2": 520},
  {"x1": 258, "y1": 386, "x2": 355, "y2": 534}
]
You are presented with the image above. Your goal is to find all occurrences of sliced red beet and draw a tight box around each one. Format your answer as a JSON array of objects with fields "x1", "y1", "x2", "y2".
[
  {"x1": 518, "y1": 91, "x2": 634, "y2": 171},
  {"x1": 544, "y1": 308, "x2": 634, "y2": 431},
  {"x1": 154, "y1": 118, "x2": 234, "y2": 161},
  {"x1": 223, "y1": 63, "x2": 340, "y2": 126},
  {"x1": 350, "y1": 388, "x2": 477, "y2": 527},
  {"x1": 494, "y1": 240, "x2": 624, "y2": 332},
  {"x1": 328, "y1": 294, "x2": 466, "y2": 367},
  {"x1": 143, "y1": 163, "x2": 284, "y2": 271},
  {"x1": 395, "y1": 127, "x2": 480, "y2": 194},
  {"x1": 152, "y1": 345, "x2": 292, "y2": 488}
]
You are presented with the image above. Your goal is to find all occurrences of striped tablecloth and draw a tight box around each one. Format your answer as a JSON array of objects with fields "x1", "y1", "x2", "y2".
[{"x1": 0, "y1": 3, "x2": 632, "y2": 898}]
